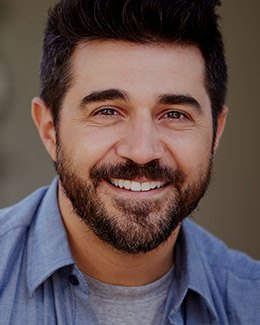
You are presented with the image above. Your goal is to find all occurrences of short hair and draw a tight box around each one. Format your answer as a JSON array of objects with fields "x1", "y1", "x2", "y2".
[{"x1": 40, "y1": 0, "x2": 227, "y2": 137}]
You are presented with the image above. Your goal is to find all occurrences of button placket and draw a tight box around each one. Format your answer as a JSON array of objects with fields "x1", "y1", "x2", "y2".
[{"x1": 69, "y1": 274, "x2": 80, "y2": 286}]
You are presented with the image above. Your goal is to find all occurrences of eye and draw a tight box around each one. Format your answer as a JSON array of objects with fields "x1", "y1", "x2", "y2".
[
  {"x1": 164, "y1": 110, "x2": 188, "y2": 120},
  {"x1": 94, "y1": 107, "x2": 119, "y2": 116}
]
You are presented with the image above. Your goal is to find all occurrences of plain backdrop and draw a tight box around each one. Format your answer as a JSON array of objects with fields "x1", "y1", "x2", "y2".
[{"x1": 0, "y1": 0, "x2": 259, "y2": 259}]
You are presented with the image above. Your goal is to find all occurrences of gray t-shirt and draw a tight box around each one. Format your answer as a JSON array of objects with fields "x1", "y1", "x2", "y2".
[{"x1": 85, "y1": 266, "x2": 174, "y2": 325}]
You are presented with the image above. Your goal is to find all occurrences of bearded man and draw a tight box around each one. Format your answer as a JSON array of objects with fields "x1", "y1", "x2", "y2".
[{"x1": 0, "y1": 0, "x2": 259, "y2": 324}]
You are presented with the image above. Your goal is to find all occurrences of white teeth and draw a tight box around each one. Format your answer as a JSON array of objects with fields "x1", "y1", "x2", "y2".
[
  {"x1": 123, "y1": 180, "x2": 131, "y2": 190},
  {"x1": 118, "y1": 180, "x2": 124, "y2": 189},
  {"x1": 141, "y1": 182, "x2": 152, "y2": 191},
  {"x1": 110, "y1": 179, "x2": 166, "y2": 192},
  {"x1": 131, "y1": 181, "x2": 141, "y2": 191},
  {"x1": 150, "y1": 182, "x2": 158, "y2": 190},
  {"x1": 114, "y1": 179, "x2": 119, "y2": 187}
]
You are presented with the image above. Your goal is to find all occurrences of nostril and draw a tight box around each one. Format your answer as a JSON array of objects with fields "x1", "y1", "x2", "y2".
[{"x1": 115, "y1": 137, "x2": 165, "y2": 165}]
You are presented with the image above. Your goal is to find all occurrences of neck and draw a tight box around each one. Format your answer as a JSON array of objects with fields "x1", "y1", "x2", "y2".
[{"x1": 58, "y1": 184, "x2": 180, "y2": 286}]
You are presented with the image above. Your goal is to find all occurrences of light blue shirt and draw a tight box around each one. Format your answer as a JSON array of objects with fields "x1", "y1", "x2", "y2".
[{"x1": 1, "y1": 178, "x2": 260, "y2": 324}]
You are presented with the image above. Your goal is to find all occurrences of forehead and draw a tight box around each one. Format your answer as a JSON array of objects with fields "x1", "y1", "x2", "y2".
[{"x1": 68, "y1": 40, "x2": 208, "y2": 106}]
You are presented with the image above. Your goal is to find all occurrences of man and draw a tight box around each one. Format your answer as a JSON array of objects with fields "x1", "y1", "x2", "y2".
[{"x1": 0, "y1": 0, "x2": 259, "y2": 324}]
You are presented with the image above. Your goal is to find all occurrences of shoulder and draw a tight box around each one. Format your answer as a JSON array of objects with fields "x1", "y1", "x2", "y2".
[
  {"x1": 0, "y1": 187, "x2": 49, "y2": 289},
  {"x1": 183, "y1": 220, "x2": 260, "y2": 322},
  {"x1": 0, "y1": 186, "x2": 48, "y2": 240},
  {"x1": 184, "y1": 219, "x2": 260, "y2": 279}
]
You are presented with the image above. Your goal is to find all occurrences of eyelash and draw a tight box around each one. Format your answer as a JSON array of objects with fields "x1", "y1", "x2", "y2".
[
  {"x1": 94, "y1": 107, "x2": 120, "y2": 116},
  {"x1": 161, "y1": 110, "x2": 189, "y2": 122},
  {"x1": 93, "y1": 107, "x2": 190, "y2": 123}
]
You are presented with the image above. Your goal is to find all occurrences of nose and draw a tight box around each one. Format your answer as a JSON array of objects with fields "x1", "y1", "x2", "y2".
[{"x1": 115, "y1": 114, "x2": 165, "y2": 165}]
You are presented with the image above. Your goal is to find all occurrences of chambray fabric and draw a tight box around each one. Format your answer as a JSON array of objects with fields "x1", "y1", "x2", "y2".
[{"x1": 0, "y1": 178, "x2": 260, "y2": 324}]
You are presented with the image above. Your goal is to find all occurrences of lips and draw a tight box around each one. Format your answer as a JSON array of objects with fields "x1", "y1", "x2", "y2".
[{"x1": 110, "y1": 178, "x2": 167, "y2": 192}]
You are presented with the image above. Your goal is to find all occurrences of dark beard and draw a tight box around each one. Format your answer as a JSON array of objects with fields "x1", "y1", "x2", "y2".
[{"x1": 55, "y1": 147, "x2": 212, "y2": 254}]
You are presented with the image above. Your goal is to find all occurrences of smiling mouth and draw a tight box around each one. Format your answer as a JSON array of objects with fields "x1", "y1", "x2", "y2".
[{"x1": 109, "y1": 178, "x2": 168, "y2": 192}]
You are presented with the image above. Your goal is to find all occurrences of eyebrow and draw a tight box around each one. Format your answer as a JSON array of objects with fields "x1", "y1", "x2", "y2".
[
  {"x1": 157, "y1": 94, "x2": 202, "y2": 112},
  {"x1": 80, "y1": 89, "x2": 129, "y2": 107},
  {"x1": 79, "y1": 88, "x2": 202, "y2": 113}
]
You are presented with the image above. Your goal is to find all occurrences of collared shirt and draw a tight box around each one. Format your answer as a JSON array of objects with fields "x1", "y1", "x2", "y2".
[{"x1": 0, "y1": 178, "x2": 260, "y2": 324}]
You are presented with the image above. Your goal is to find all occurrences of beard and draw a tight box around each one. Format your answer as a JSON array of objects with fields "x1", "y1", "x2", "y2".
[{"x1": 55, "y1": 143, "x2": 212, "y2": 255}]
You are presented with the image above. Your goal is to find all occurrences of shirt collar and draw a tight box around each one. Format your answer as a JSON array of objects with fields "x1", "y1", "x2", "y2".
[
  {"x1": 167, "y1": 219, "x2": 218, "y2": 320},
  {"x1": 27, "y1": 178, "x2": 74, "y2": 296},
  {"x1": 26, "y1": 177, "x2": 218, "y2": 319}
]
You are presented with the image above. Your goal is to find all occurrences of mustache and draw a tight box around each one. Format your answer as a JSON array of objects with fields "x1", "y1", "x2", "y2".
[{"x1": 89, "y1": 159, "x2": 185, "y2": 185}]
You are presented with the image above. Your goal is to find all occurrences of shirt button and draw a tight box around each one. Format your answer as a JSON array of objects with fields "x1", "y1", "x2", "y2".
[{"x1": 69, "y1": 274, "x2": 79, "y2": 286}]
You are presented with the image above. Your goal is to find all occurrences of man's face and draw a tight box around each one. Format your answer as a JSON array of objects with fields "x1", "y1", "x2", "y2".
[{"x1": 55, "y1": 41, "x2": 217, "y2": 254}]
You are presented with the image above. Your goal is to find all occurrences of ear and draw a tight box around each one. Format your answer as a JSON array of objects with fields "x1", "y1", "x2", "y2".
[
  {"x1": 213, "y1": 105, "x2": 228, "y2": 154},
  {"x1": 31, "y1": 97, "x2": 57, "y2": 161}
]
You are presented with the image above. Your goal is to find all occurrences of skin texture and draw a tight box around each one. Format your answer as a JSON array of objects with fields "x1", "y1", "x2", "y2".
[{"x1": 32, "y1": 41, "x2": 227, "y2": 286}]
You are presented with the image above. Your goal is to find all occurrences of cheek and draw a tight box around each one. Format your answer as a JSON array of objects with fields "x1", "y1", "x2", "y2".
[
  {"x1": 62, "y1": 126, "x2": 123, "y2": 165},
  {"x1": 166, "y1": 131, "x2": 213, "y2": 175}
]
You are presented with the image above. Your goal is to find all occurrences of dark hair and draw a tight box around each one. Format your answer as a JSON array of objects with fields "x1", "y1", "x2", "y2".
[{"x1": 40, "y1": 0, "x2": 227, "y2": 137}]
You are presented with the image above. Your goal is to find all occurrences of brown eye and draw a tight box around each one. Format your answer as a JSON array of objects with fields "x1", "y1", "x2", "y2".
[
  {"x1": 96, "y1": 108, "x2": 118, "y2": 116},
  {"x1": 166, "y1": 111, "x2": 183, "y2": 119}
]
